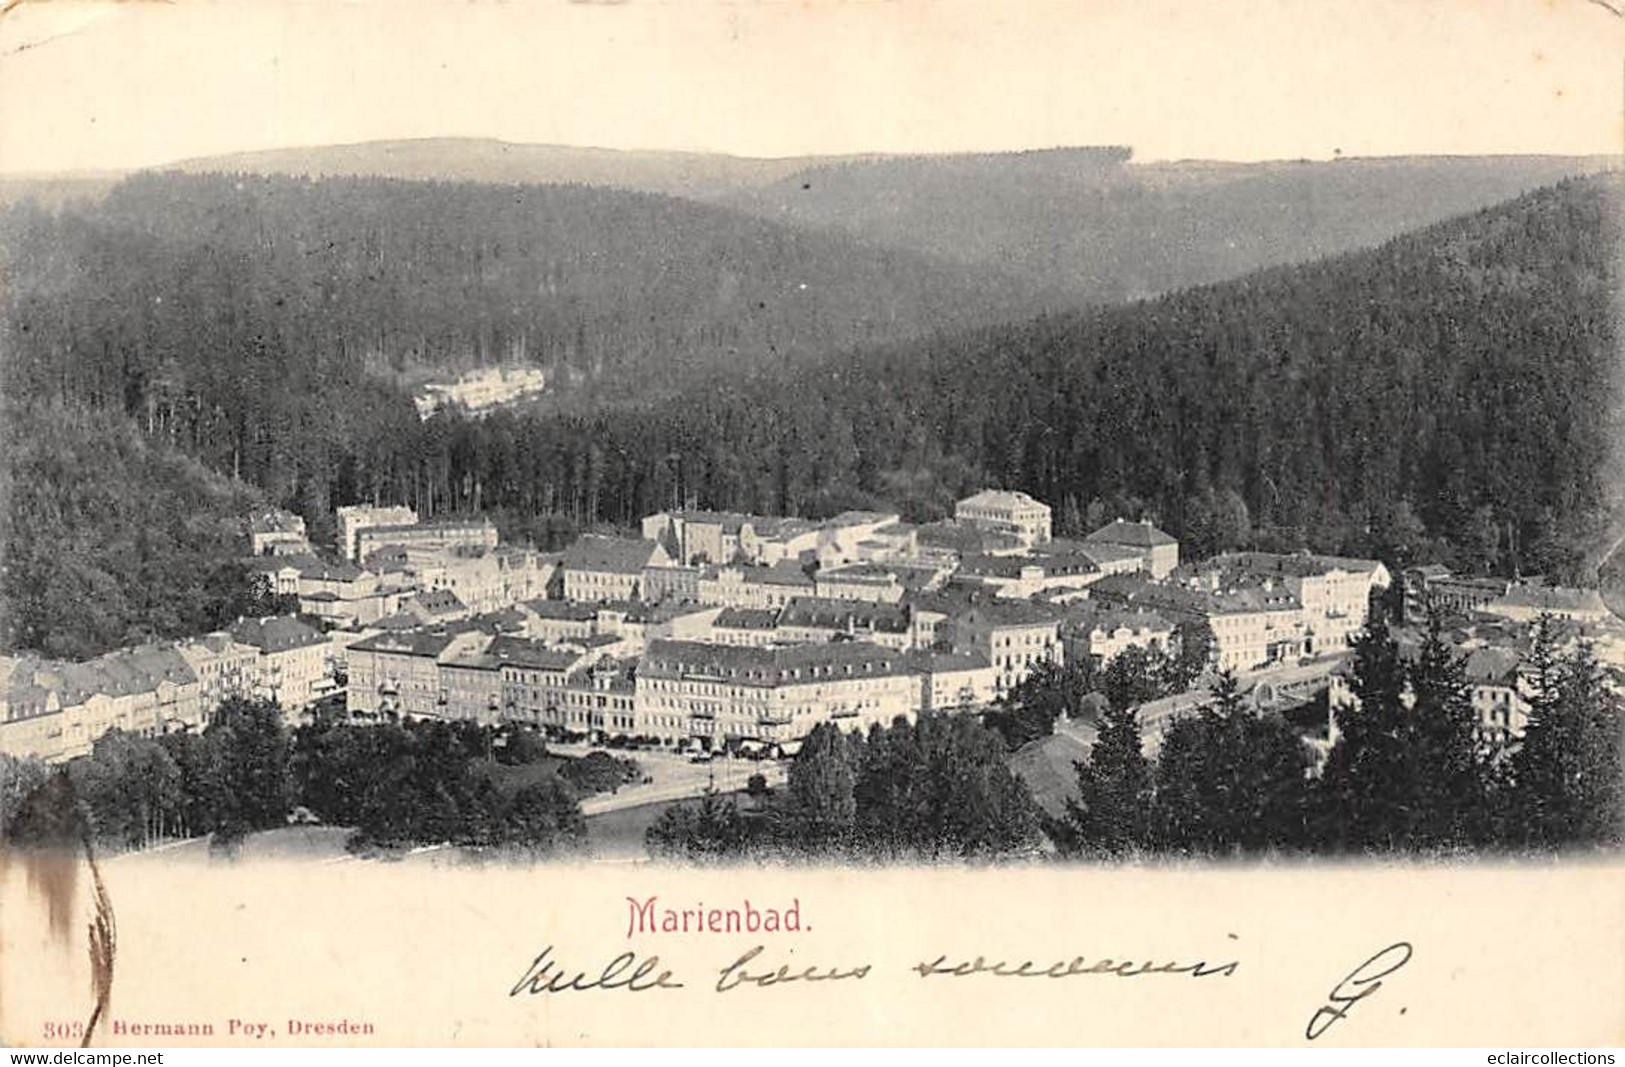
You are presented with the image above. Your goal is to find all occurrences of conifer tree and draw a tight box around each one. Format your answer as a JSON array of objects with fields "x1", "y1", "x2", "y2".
[
  {"x1": 1405, "y1": 619, "x2": 1489, "y2": 849},
  {"x1": 1315, "y1": 616, "x2": 1415, "y2": 852},
  {"x1": 1152, "y1": 670, "x2": 1310, "y2": 856},
  {"x1": 1065, "y1": 701, "x2": 1152, "y2": 858},
  {"x1": 1510, "y1": 641, "x2": 1624, "y2": 850}
]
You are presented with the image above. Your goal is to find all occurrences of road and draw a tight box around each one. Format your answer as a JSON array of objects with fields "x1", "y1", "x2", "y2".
[
  {"x1": 1136, "y1": 652, "x2": 1349, "y2": 754},
  {"x1": 576, "y1": 750, "x2": 786, "y2": 816},
  {"x1": 1597, "y1": 523, "x2": 1625, "y2": 624}
]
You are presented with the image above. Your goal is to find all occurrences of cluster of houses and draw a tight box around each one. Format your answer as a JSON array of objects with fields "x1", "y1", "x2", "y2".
[
  {"x1": 1328, "y1": 563, "x2": 1625, "y2": 752},
  {"x1": 0, "y1": 618, "x2": 334, "y2": 764},
  {"x1": 5, "y1": 488, "x2": 1618, "y2": 764}
]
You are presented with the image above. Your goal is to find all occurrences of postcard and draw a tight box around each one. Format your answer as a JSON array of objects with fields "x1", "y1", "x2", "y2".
[{"x1": 0, "y1": 0, "x2": 1621, "y2": 1050}]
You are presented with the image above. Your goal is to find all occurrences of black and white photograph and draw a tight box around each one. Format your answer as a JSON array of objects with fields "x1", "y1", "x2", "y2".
[{"x1": 0, "y1": 0, "x2": 1621, "y2": 1051}]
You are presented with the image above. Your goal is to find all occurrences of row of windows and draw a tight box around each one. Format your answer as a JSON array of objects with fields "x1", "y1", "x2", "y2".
[{"x1": 993, "y1": 633, "x2": 1055, "y2": 649}]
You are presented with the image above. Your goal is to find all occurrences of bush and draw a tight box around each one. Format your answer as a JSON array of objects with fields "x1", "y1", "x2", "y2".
[
  {"x1": 560, "y1": 750, "x2": 640, "y2": 796},
  {"x1": 497, "y1": 725, "x2": 550, "y2": 766}
]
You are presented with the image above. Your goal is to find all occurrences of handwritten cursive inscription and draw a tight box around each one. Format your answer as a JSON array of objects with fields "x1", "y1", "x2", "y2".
[
  {"x1": 1304, "y1": 942, "x2": 1413, "y2": 1041},
  {"x1": 715, "y1": 945, "x2": 871, "y2": 993},
  {"x1": 509, "y1": 946, "x2": 685, "y2": 996},
  {"x1": 912, "y1": 952, "x2": 1240, "y2": 980}
]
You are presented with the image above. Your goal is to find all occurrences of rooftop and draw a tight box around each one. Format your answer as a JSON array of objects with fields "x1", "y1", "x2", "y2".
[
  {"x1": 914, "y1": 520, "x2": 1026, "y2": 557},
  {"x1": 561, "y1": 534, "x2": 663, "y2": 575},
  {"x1": 958, "y1": 489, "x2": 1049, "y2": 512},
  {"x1": 522, "y1": 599, "x2": 599, "y2": 622},
  {"x1": 714, "y1": 607, "x2": 781, "y2": 630},
  {"x1": 906, "y1": 649, "x2": 992, "y2": 673},
  {"x1": 1085, "y1": 518, "x2": 1178, "y2": 548},
  {"x1": 751, "y1": 559, "x2": 816, "y2": 587},
  {"x1": 349, "y1": 630, "x2": 469, "y2": 658},
  {"x1": 229, "y1": 615, "x2": 326, "y2": 653},
  {"x1": 825, "y1": 510, "x2": 900, "y2": 528},
  {"x1": 1490, "y1": 585, "x2": 1609, "y2": 614},
  {"x1": 961, "y1": 599, "x2": 1063, "y2": 627},
  {"x1": 487, "y1": 635, "x2": 588, "y2": 672},
  {"x1": 409, "y1": 589, "x2": 466, "y2": 615},
  {"x1": 1207, "y1": 550, "x2": 1385, "y2": 580},
  {"x1": 1462, "y1": 646, "x2": 1523, "y2": 686},
  {"x1": 1060, "y1": 602, "x2": 1174, "y2": 634},
  {"x1": 642, "y1": 639, "x2": 914, "y2": 685},
  {"x1": 668, "y1": 509, "x2": 759, "y2": 535},
  {"x1": 779, "y1": 596, "x2": 909, "y2": 633}
]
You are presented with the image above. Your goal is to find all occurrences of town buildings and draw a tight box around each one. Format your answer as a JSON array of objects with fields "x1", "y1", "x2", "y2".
[
  {"x1": 1403, "y1": 566, "x2": 1510, "y2": 623},
  {"x1": 28, "y1": 482, "x2": 1614, "y2": 774},
  {"x1": 560, "y1": 536, "x2": 672, "y2": 602},
  {"x1": 247, "y1": 510, "x2": 311, "y2": 557},
  {"x1": 1085, "y1": 519, "x2": 1180, "y2": 579},
  {"x1": 354, "y1": 517, "x2": 499, "y2": 566},
  {"x1": 635, "y1": 639, "x2": 992, "y2": 750},
  {"x1": 777, "y1": 597, "x2": 913, "y2": 651},
  {"x1": 950, "y1": 600, "x2": 1065, "y2": 695},
  {"x1": 641, "y1": 510, "x2": 821, "y2": 566},
  {"x1": 640, "y1": 509, "x2": 912, "y2": 568},
  {"x1": 1461, "y1": 645, "x2": 1532, "y2": 746},
  {"x1": 337, "y1": 504, "x2": 420, "y2": 561},
  {"x1": 416, "y1": 545, "x2": 553, "y2": 615},
  {"x1": 229, "y1": 615, "x2": 337, "y2": 713},
  {"x1": 0, "y1": 648, "x2": 205, "y2": 763},
  {"x1": 1058, "y1": 604, "x2": 1175, "y2": 669},
  {"x1": 0, "y1": 622, "x2": 329, "y2": 764},
  {"x1": 1196, "y1": 552, "x2": 1391, "y2": 652},
  {"x1": 955, "y1": 490, "x2": 1052, "y2": 547},
  {"x1": 174, "y1": 633, "x2": 262, "y2": 713},
  {"x1": 955, "y1": 551, "x2": 1101, "y2": 599},
  {"x1": 346, "y1": 629, "x2": 491, "y2": 719},
  {"x1": 1482, "y1": 584, "x2": 1612, "y2": 626}
]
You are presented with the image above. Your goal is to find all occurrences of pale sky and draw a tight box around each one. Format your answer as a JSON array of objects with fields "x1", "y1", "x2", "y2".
[{"x1": 0, "y1": 0, "x2": 1620, "y2": 174}]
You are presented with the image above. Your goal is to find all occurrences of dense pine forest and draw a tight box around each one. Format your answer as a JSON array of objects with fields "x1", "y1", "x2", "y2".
[
  {"x1": 1, "y1": 173, "x2": 1619, "y2": 658},
  {"x1": 0, "y1": 402, "x2": 280, "y2": 659},
  {"x1": 0, "y1": 169, "x2": 1054, "y2": 407},
  {"x1": 383, "y1": 175, "x2": 1622, "y2": 577}
]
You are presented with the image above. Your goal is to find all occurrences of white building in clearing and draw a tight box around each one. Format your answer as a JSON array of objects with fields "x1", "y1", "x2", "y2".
[{"x1": 954, "y1": 490, "x2": 1052, "y2": 547}]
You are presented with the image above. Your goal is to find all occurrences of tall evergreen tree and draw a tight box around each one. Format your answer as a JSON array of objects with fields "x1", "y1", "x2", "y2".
[
  {"x1": 1407, "y1": 619, "x2": 1491, "y2": 848},
  {"x1": 1151, "y1": 671, "x2": 1311, "y2": 856},
  {"x1": 1314, "y1": 616, "x2": 1416, "y2": 852},
  {"x1": 1509, "y1": 641, "x2": 1624, "y2": 850},
  {"x1": 1064, "y1": 702, "x2": 1152, "y2": 858}
]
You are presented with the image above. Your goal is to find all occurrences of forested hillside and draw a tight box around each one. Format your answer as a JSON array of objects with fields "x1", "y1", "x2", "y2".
[
  {"x1": 0, "y1": 402, "x2": 276, "y2": 659},
  {"x1": 388, "y1": 176, "x2": 1621, "y2": 578},
  {"x1": 2, "y1": 175, "x2": 1617, "y2": 661},
  {"x1": 727, "y1": 150, "x2": 1617, "y2": 302},
  {"x1": 1, "y1": 171, "x2": 1055, "y2": 404}
]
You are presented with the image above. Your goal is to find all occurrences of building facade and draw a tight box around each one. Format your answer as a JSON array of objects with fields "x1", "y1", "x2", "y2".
[
  {"x1": 336, "y1": 504, "x2": 420, "y2": 560},
  {"x1": 955, "y1": 490, "x2": 1052, "y2": 547}
]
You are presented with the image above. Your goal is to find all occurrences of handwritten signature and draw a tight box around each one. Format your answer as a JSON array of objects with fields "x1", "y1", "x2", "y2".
[{"x1": 1304, "y1": 942, "x2": 1413, "y2": 1041}]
